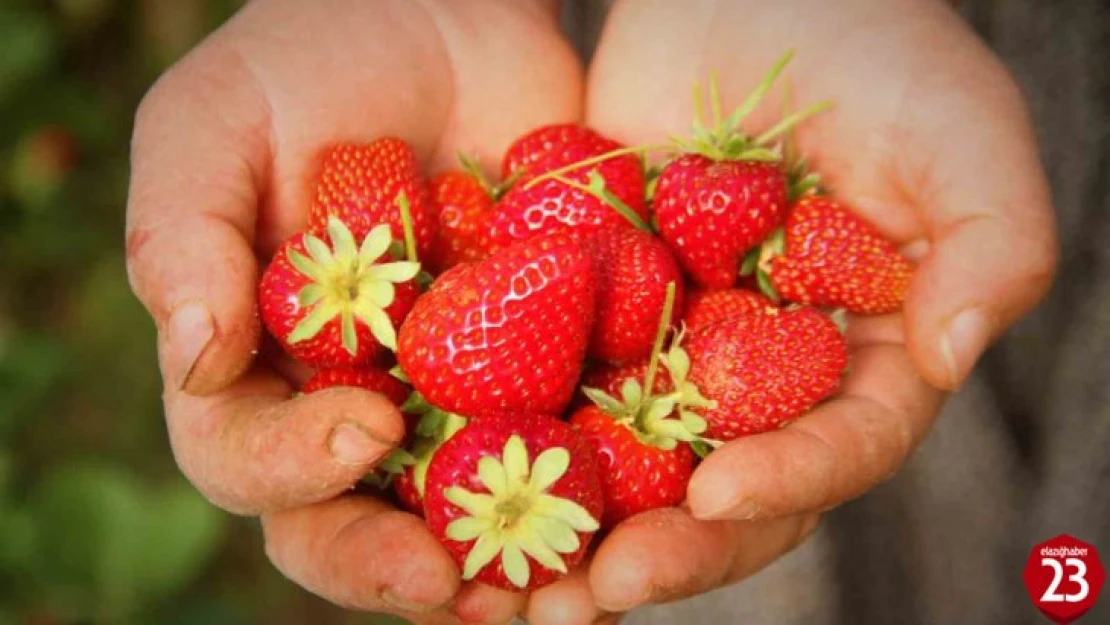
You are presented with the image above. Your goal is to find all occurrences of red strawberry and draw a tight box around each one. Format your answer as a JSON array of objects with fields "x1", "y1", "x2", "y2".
[
  {"x1": 655, "y1": 157, "x2": 787, "y2": 288},
  {"x1": 754, "y1": 195, "x2": 913, "y2": 314},
  {"x1": 488, "y1": 124, "x2": 647, "y2": 249},
  {"x1": 683, "y1": 288, "x2": 775, "y2": 333},
  {"x1": 259, "y1": 218, "x2": 421, "y2": 368},
  {"x1": 306, "y1": 139, "x2": 435, "y2": 259},
  {"x1": 585, "y1": 228, "x2": 684, "y2": 364},
  {"x1": 427, "y1": 165, "x2": 500, "y2": 273},
  {"x1": 647, "y1": 53, "x2": 825, "y2": 288},
  {"x1": 570, "y1": 405, "x2": 695, "y2": 529},
  {"x1": 684, "y1": 307, "x2": 847, "y2": 440},
  {"x1": 572, "y1": 281, "x2": 708, "y2": 527},
  {"x1": 423, "y1": 412, "x2": 603, "y2": 590},
  {"x1": 301, "y1": 367, "x2": 410, "y2": 405},
  {"x1": 397, "y1": 233, "x2": 596, "y2": 416}
]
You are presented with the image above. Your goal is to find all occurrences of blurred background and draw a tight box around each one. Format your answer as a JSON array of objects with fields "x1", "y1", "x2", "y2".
[{"x1": 0, "y1": 1, "x2": 399, "y2": 623}]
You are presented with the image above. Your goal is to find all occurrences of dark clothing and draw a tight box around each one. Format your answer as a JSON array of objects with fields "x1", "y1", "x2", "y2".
[{"x1": 562, "y1": 1, "x2": 1110, "y2": 623}]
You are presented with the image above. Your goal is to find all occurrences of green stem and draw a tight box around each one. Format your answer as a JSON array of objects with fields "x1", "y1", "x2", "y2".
[
  {"x1": 549, "y1": 173, "x2": 652, "y2": 232},
  {"x1": 396, "y1": 191, "x2": 419, "y2": 265},
  {"x1": 641, "y1": 281, "x2": 677, "y2": 414},
  {"x1": 754, "y1": 100, "x2": 834, "y2": 146},
  {"x1": 525, "y1": 144, "x2": 672, "y2": 189}
]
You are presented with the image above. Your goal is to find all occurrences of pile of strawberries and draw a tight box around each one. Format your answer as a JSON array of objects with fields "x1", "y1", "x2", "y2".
[{"x1": 257, "y1": 54, "x2": 913, "y2": 591}]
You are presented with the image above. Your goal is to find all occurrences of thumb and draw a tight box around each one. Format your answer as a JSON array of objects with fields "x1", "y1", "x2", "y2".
[
  {"x1": 125, "y1": 48, "x2": 270, "y2": 395},
  {"x1": 905, "y1": 72, "x2": 1057, "y2": 390}
]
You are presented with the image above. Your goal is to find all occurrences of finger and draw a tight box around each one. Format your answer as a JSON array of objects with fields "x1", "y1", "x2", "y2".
[
  {"x1": 687, "y1": 324, "x2": 943, "y2": 521},
  {"x1": 126, "y1": 38, "x2": 271, "y2": 396},
  {"x1": 166, "y1": 374, "x2": 405, "y2": 515},
  {"x1": 526, "y1": 567, "x2": 611, "y2": 625},
  {"x1": 450, "y1": 582, "x2": 526, "y2": 625},
  {"x1": 262, "y1": 495, "x2": 461, "y2": 617},
  {"x1": 588, "y1": 508, "x2": 819, "y2": 612}
]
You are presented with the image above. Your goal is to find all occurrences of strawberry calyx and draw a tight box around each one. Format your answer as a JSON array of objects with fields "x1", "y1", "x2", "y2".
[
  {"x1": 525, "y1": 50, "x2": 831, "y2": 186},
  {"x1": 286, "y1": 216, "x2": 421, "y2": 354},
  {"x1": 445, "y1": 435, "x2": 600, "y2": 589},
  {"x1": 371, "y1": 390, "x2": 468, "y2": 495},
  {"x1": 581, "y1": 283, "x2": 719, "y2": 451},
  {"x1": 740, "y1": 227, "x2": 786, "y2": 301}
]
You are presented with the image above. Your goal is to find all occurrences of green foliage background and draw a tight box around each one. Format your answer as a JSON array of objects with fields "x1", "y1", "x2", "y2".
[{"x1": 0, "y1": 2, "x2": 398, "y2": 623}]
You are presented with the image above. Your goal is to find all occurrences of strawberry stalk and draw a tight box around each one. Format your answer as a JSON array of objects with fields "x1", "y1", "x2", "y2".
[
  {"x1": 397, "y1": 191, "x2": 419, "y2": 264},
  {"x1": 641, "y1": 281, "x2": 677, "y2": 410},
  {"x1": 548, "y1": 171, "x2": 652, "y2": 232},
  {"x1": 459, "y1": 152, "x2": 521, "y2": 200}
]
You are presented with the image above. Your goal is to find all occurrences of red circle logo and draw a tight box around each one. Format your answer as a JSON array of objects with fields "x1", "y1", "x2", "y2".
[{"x1": 1023, "y1": 535, "x2": 1105, "y2": 624}]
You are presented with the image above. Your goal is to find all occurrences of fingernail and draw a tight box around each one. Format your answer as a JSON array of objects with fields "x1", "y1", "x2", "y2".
[
  {"x1": 689, "y1": 471, "x2": 762, "y2": 521},
  {"x1": 382, "y1": 589, "x2": 439, "y2": 614},
  {"x1": 329, "y1": 421, "x2": 393, "y2": 466},
  {"x1": 696, "y1": 496, "x2": 761, "y2": 522},
  {"x1": 167, "y1": 300, "x2": 214, "y2": 391},
  {"x1": 940, "y1": 307, "x2": 992, "y2": 389}
]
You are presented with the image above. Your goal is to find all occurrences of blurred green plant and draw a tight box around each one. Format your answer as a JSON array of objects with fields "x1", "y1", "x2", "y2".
[{"x1": 0, "y1": 1, "x2": 393, "y2": 623}]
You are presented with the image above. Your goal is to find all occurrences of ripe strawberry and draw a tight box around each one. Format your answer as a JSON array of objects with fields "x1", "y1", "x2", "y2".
[
  {"x1": 488, "y1": 124, "x2": 647, "y2": 249},
  {"x1": 683, "y1": 288, "x2": 774, "y2": 333},
  {"x1": 572, "y1": 281, "x2": 710, "y2": 527},
  {"x1": 427, "y1": 162, "x2": 502, "y2": 273},
  {"x1": 570, "y1": 405, "x2": 695, "y2": 529},
  {"x1": 259, "y1": 218, "x2": 421, "y2": 368},
  {"x1": 301, "y1": 367, "x2": 410, "y2": 405},
  {"x1": 655, "y1": 156, "x2": 788, "y2": 288},
  {"x1": 306, "y1": 139, "x2": 435, "y2": 260},
  {"x1": 684, "y1": 307, "x2": 847, "y2": 440},
  {"x1": 751, "y1": 195, "x2": 913, "y2": 314},
  {"x1": 423, "y1": 412, "x2": 603, "y2": 590},
  {"x1": 397, "y1": 233, "x2": 596, "y2": 416},
  {"x1": 585, "y1": 228, "x2": 684, "y2": 364}
]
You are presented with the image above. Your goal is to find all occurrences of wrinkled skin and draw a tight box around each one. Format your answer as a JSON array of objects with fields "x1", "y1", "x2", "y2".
[{"x1": 125, "y1": 0, "x2": 1056, "y2": 623}]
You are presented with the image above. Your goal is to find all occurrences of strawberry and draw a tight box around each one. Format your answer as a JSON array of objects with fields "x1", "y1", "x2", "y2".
[
  {"x1": 301, "y1": 366, "x2": 411, "y2": 405},
  {"x1": 684, "y1": 307, "x2": 847, "y2": 440},
  {"x1": 748, "y1": 195, "x2": 913, "y2": 314},
  {"x1": 683, "y1": 288, "x2": 775, "y2": 333},
  {"x1": 488, "y1": 124, "x2": 648, "y2": 249},
  {"x1": 655, "y1": 156, "x2": 788, "y2": 288},
  {"x1": 585, "y1": 228, "x2": 685, "y2": 364},
  {"x1": 569, "y1": 405, "x2": 694, "y2": 529},
  {"x1": 572, "y1": 281, "x2": 710, "y2": 527},
  {"x1": 423, "y1": 412, "x2": 603, "y2": 590},
  {"x1": 259, "y1": 218, "x2": 421, "y2": 368},
  {"x1": 397, "y1": 233, "x2": 596, "y2": 416},
  {"x1": 306, "y1": 139, "x2": 435, "y2": 260},
  {"x1": 427, "y1": 154, "x2": 512, "y2": 273}
]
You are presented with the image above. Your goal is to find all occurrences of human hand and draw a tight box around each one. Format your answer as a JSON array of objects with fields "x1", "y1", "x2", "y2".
[
  {"x1": 124, "y1": 0, "x2": 582, "y2": 621},
  {"x1": 523, "y1": 0, "x2": 1057, "y2": 622}
]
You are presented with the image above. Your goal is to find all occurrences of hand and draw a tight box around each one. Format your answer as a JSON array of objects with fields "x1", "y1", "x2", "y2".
[
  {"x1": 524, "y1": 0, "x2": 1057, "y2": 622},
  {"x1": 124, "y1": 0, "x2": 581, "y2": 621}
]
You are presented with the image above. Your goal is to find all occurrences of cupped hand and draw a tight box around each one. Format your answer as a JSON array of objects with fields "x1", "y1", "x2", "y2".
[
  {"x1": 524, "y1": 0, "x2": 1057, "y2": 622},
  {"x1": 125, "y1": 0, "x2": 580, "y2": 621}
]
